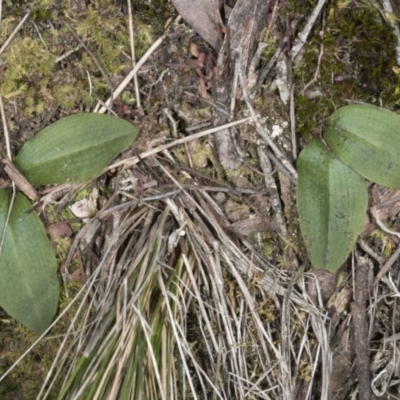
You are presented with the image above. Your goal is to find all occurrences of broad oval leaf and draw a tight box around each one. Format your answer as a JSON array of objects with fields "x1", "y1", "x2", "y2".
[
  {"x1": 297, "y1": 140, "x2": 368, "y2": 272},
  {"x1": 0, "y1": 190, "x2": 59, "y2": 333},
  {"x1": 324, "y1": 104, "x2": 400, "y2": 188},
  {"x1": 14, "y1": 114, "x2": 138, "y2": 185}
]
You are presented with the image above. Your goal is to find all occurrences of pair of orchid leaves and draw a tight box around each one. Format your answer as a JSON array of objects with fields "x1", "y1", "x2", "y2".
[{"x1": 297, "y1": 104, "x2": 400, "y2": 273}]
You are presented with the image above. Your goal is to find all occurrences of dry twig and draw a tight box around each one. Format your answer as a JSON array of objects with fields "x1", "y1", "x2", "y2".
[
  {"x1": 95, "y1": 17, "x2": 180, "y2": 114},
  {"x1": 127, "y1": 0, "x2": 141, "y2": 109},
  {"x1": 0, "y1": 9, "x2": 31, "y2": 56}
]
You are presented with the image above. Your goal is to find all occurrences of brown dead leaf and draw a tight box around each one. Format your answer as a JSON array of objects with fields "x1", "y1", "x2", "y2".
[
  {"x1": 47, "y1": 222, "x2": 73, "y2": 238},
  {"x1": 171, "y1": 0, "x2": 224, "y2": 51},
  {"x1": 68, "y1": 267, "x2": 88, "y2": 284},
  {"x1": 229, "y1": 217, "x2": 280, "y2": 236}
]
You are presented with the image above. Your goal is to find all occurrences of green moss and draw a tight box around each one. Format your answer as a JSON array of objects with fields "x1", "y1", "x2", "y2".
[
  {"x1": 260, "y1": 237, "x2": 276, "y2": 257},
  {"x1": 371, "y1": 228, "x2": 396, "y2": 257},
  {"x1": 294, "y1": 2, "x2": 398, "y2": 138},
  {"x1": 226, "y1": 164, "x2": 259, "y2": 188},
  {"x1": 53, "y1": 236, "x2": 72, "y2": 260},
  {"x1": 0, "y1": 0, "x2": 164, "y2": 118},
  {"x1": 284, "y1": 0, "x2": 316, "y2": 16},
  {"x1": 298, "y1": 359, "x2": 312, "y2": 381}
]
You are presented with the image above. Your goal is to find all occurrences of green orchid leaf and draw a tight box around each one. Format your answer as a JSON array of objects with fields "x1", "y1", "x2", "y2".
[
  {"x1": 0, "y1": 190, "x2": 59, "y2": 334},
  {"x1": 297, "y1": 139, "x2": 368, "y2": 272},
  {"x1": 324, "y1": 104, "x2": 400, "y2": 188},
  {"x1": 14, "y1": 113, "x2": 138, "y2": 185}
]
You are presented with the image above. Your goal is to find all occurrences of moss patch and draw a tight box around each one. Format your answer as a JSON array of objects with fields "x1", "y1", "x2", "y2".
[{"x1": 294, "y1": 2, "x2": 398, "y2": 139}]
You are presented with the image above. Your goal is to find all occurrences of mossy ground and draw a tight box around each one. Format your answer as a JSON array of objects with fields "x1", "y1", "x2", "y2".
[
  {"x1": 0, "y1": 0, "x2": 172, "y2": 153},
  {"x1": 293, "y1": 1, "x2": 399, "y2": 139}
]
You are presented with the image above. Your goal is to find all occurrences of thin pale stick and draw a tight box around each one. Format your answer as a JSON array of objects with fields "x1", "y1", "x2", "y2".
[
  {"x1": 291, "y1": 0, "x2": 327, "y2": 63},
  {"x1": 55, "y1": 44, "x2": 83, "y2": 63},
  {"x1": 289, "y1": 85, "x2": 297, "y2": 160},
  {"x1": 286, "y1": 53, "x2": 297, "y2": 160},
  {"x1": 371, "y1": 206, "x2": 400, "y2": 240},
  {"x1": 94, "y1": 17, "x2": 180, "y2": 114},
  {"x1": 300, "y1": 43, "x2": 324, "y2": 95},
  {"x1": 127, "y1": 0, "x2": 141, "y2": 109},
  {"x1": 369, "y1": 244, "x2": 400, "y2": 290},
  {"x1": 32, "y1": 21, "x2": 49, "y2": 52},
  {"x1": 0, "y1": 10, "x2": 31, "y2": 57},
  {"x1": 0, "y1": 95, "x2": 16, "y2": 259},
  {"x1": 358, "y1": 238, "x2": 384, "y2": 265},
  {"x1": 106, "y1": 117, "x2": 251, "y2": 170}
]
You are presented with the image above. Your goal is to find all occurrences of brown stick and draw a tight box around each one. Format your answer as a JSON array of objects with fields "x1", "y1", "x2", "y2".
[
  {"x1": 351, "y1": 257, "x2": 371, "y2": 400},
  {"x1": 2, "y1": 159, "x2": 38, "y2": 201}
]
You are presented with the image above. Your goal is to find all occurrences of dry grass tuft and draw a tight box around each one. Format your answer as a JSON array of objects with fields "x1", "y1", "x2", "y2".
[{"x1": 33, "y1": 149, "x2": 332, "y2": 399}]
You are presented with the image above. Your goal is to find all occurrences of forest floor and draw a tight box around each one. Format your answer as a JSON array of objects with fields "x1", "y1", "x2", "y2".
[{"x1": 0, "y1": 1, "x2": 400, "y2": 399}]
